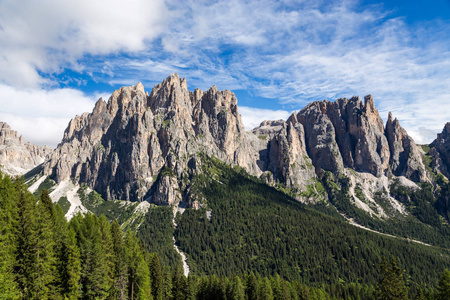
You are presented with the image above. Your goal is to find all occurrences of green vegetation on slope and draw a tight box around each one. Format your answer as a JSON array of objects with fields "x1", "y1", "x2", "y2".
[
  {"x1": 174, "y1": 156, "x2": 450, "y2": 288},
  {"x1": 321, "y1": 171, "x2": 450, "y2": 249}
]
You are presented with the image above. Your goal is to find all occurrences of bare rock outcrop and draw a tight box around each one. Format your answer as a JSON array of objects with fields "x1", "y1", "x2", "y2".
[
  {"x1": 43, "y1": 74, "x2": 272, "y2": 203},
  {"x1": 42, "y1": 74, "x2": 431, "y2": 204},
  {"x1": 430, "y1": 122, "x2": 450, "y2": 178},
  {"x1": 0, "y1": 122, "x2": 52, "y2": 175},
  {"x1": 385, "y1": 112, "x2": 427, "y2": 182}
]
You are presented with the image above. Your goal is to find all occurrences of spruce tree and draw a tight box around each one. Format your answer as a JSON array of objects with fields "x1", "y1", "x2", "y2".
[
  {"x1": 111, "y1": 219, "x2": 128, "y2": 299},
  {"x1": 258, "y1": 277, "x2": 274, "y2": 300},
  {"x1": 63, "y1": 227, "x2": 81, "y2": 300},
  {"x1": 150, "y1": 253, "x2": 164, "y2": 300},
  {"x1": 77, "y1": 213, "x2": 110, "y2": 299},
  {"x1": 227, "y1": 275, "x2": 245, "y2": 300},
  {"x1": 16, "y1": 183, "x2": 56, "y2": 299},
  {"x1": 376, "y1": 256, "x2": 407, "y2": 300},
  {"x1": 0, "y1": 173, "x2": 20, "y2": 299},
  {"x1": 437, "y1": 269, "x2": 450, "y2": 300},
  {"x1": 125, "y1": 230, "x2": 152, "y2": 300},
  {"x1": 172, "y1": 264, "x2": 187, "y2": 300},
  {"x1": 245, "y1": 272, "x2": 258, "y2": 300},
  {"x1": 99, "y1": 214, "x2": 114, "y2": 293}
]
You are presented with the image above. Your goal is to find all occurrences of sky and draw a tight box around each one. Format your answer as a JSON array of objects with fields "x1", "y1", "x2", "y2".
[{"x1": 0, "y1": 0, "x2": 449, "y2": 147}]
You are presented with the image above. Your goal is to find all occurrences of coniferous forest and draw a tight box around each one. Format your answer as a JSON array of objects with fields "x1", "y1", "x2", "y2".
[{"x1": 1, "y1": 168, "x2": 450, "y2": 299}]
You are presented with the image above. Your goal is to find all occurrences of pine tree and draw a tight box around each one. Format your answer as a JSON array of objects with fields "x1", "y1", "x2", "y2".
[
  {"x1": 111, "y1": 219, "x2": 128, "y2": 299},
  {"x1": 75, "y1": 213, "x2": 110, "y2": 299},
  {"x1": 15, "y1": 184, "x2": 56, "y2": 299},
  {"x1": 0, "y1": 173, "x2": 20, "y2": 299},
  {"x1": 63, "y1": 228, "x2": 81, "y2": 300},
  {"x1": 185, "y1": 274, "x2": 196, "y2": 300},
  {"x1": 227, "y1": 275, "x2": 245, "y2": 300},
  {"x1": 42, "y1": 189, "x2": 67, "y2": 298},
  {"x1": 437, "y1": 269, "x2": 450, "y2": 300},
  {"x1": 172, "y1": 264, "x2": 187, "y2": 300},
  {"x1": 150, "y1": 253, "x2": 164, "y2": 300},
  {"x1": 258, "y1": 277, "x2": 273, "y2": 300},
  {"x1": 99, "y1": 214, "x2": 114, "y2": 293},
  {"x1": 376, "y1": 256, "x2": 407, "y2": 300},
  {"x1": 125, "y1": 230, "x2": 152, "y2": 300},
  {"x1": 162, "y1": 267, "x2": 173, "y2": 300},
  {"x1": 271, "y1": 274, "x2": 284, "y2": 300},
  {"x1": 245, "y1": 272, "x2": 258, "y2": 300}
]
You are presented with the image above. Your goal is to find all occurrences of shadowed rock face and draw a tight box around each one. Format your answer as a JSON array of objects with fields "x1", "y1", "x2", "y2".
[
  {"x1": 430, "y1": 122, "x2": 450, "y2": 178},
  {"x1": 42, "y1": 74, "x2": 430, "y2": 204},
  {"x1": 0, "y1": 122, "x2": 52, "y2": 175},
  {"x1": 44, "y1": 74, "x2": 268, "y2": 203},
  {"x1": 292, "y1": 95, "x2": 427, "y2": 181},
  {"x1": 385, "y1": 112, "x2": 427, "y2": 182}
]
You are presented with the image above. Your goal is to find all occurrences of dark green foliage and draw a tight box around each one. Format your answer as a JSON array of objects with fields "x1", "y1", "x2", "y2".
[
  {"x1": 111, "y1": 219, "x2": 128, "y2": 299},
  {"x1": 32, "y1": 176, "x2": 56, "y2": 198},
  {"x1": 376, "y1": 256, "x2": 407, "y2": 300},
  {"x1": 0, "y1": 173, "x2": 20, "y2": 298},
  {"x1": 77, "y1": 184, "x2": 105, "y2": 212},
  {"x1": 437, "y1": 269, "x2": 450, "y2": 300},
  {"x1": 57, "y1": 196, "x2": 71, "y2": 215},
  {"x1": 175, "y1": 157, "x2": 450, "y2": 287},
  {"x1": 138, "y1": 206, "x2": 181, "y2": 269},
  {"x1": 16, "y1": 182, "x2": 56, "y2": 299},
  {"x1": 151, "y1": 253, "x2": 164, "y2": 300}
]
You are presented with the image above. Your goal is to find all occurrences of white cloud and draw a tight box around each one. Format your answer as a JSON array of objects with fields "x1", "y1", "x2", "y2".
[
  {"x1": 239, "y1": 106, "x2": 291, "y2": 130},
  {"x1": 0, "y1": 0, "x2": 169, "y2": 88},
  {"x1": 1, "y1": 0, "x2": 449, "y2": 145},
  {"x1": 0, "y1": 85, "x2": 96, "y2": 147}
]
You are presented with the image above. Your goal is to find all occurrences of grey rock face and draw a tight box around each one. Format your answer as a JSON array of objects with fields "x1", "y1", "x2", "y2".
[
  {"x1": 430, "y1": 122, "x2": 450, "y2": 178},
  {"x1": 0, "y1": 122, "x2": 52, "y2": 175},
  {"x1": 385, "y1": 112, "x2": 427, "y2": 182},
  {"x1": 253, "y1": 115, "x2": 316, "y2": 190},
  {"x1": 43, "y1": 74, "x2": 430, "y2": 204},
  {"x1": 292, "y1": 95, "x2": 427, "y2": 182},
  {"x1": 44, "y1": 75, "x2": 276, "y2": 203}
]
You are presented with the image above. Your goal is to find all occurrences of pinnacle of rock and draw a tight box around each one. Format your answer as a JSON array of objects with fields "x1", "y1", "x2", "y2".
[{"x1": 0, "y1": 122, "x2": 52, "y2": 175}]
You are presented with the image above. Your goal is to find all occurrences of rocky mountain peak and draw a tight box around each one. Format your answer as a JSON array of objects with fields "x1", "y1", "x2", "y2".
[
  {"x1": 430, "y1": 122, "x2": 450, "y2": 178},
  {"x1": 43, "y1": 74, "x2": 263, "y2": 203},
  {"x1": 0, "y1": 122, "x2": 52, "y2": 175},
  {"x1": 39, "y1": 75, "x2": 432, "y2": 205}
]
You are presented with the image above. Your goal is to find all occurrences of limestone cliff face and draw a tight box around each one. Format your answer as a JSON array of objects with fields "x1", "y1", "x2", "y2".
[
  {"x1": 0, "y1": 122, "x2": 52, "y2": 175},
  {"x1": 385, "y1": 112, "x2": 427, "y2": 182},
  {"x1": 290, "y1": 95, "x2": 427, "y2": 181},
  {"x1": 430, "y1": 123, "x2": 450, "y2": 178},
  {"x1": 43, "y1": 74, "x2": 430, "y2": 205},
  {"x1": 44, "y1": 74, "x2": 267, "y2": 203}
]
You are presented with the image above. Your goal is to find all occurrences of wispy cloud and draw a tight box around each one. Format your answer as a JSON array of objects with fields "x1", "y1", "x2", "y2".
[{"x1": 0, "y1": 0, "x2": 449, "y2": 145}]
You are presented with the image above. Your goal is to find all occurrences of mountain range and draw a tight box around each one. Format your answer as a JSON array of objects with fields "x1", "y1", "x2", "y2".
[{"x1": 2, "y1": 74, "x2": 450, "y2": 287}]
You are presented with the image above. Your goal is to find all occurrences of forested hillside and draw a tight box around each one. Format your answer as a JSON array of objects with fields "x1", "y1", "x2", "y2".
[
  {"x1": 175, "y1": 157, "x2": 450, "y2": 287},
  {"x1": 2, "y1": 170, "x2": 450, "y2": 299}
]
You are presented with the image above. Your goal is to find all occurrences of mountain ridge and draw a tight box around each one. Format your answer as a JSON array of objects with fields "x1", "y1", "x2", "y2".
[{"x1": 37, "y1": 74, "x2": 436, "y2": 209}]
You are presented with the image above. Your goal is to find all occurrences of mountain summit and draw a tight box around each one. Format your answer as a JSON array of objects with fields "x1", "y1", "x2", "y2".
[{"x1": 40, "y1": 74, "x2": 431, "y2": 212}]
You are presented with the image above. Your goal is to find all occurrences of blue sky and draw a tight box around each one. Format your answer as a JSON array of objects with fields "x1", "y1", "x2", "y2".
[{"x1": 0, "y1": 0, "x2": 449, "y2": 146}]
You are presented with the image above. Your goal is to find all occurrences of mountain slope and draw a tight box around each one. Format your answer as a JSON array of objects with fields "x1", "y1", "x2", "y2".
[{"x1": 175, "y1": 156, "x2": 450, "y2": 286}]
